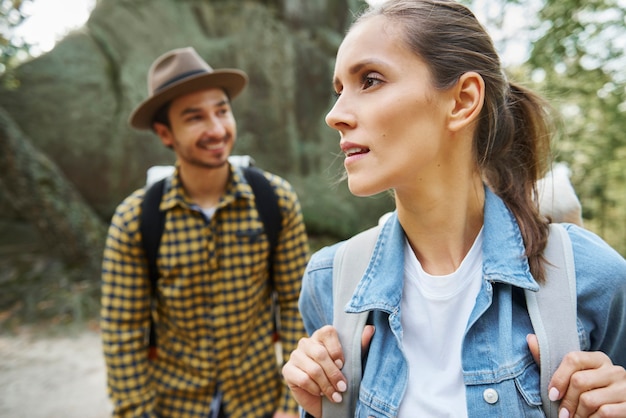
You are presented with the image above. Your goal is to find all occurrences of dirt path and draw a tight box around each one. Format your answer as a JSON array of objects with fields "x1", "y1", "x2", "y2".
[{"x1": 0, "y1": 324, "x2": 112, "y2": 418}]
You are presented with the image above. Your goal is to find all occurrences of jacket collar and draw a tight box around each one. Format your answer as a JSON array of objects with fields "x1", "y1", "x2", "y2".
[
  {"x1": 481, "y1": 187, "x2": 539, "y2": 290},
  {"x1": 346, "y1": 186, "x2": 539, "y2": 314}
]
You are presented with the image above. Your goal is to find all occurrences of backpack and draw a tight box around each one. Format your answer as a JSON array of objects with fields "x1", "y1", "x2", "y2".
[
  {"x1": 324, "y1": 222, "x2": 579, "y2": 418},
  {"x1": 140, "y1": 165, "x2": 282, "y2": 360}
]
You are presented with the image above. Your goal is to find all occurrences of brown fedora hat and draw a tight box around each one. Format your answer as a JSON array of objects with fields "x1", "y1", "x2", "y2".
[{"x1": 129, "y1": 47, "x2": 248, "y2": 130}]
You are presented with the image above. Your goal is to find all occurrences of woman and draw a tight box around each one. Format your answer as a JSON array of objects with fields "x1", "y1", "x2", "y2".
[{"x1": 282, "y1": 0, "x2": 626, "y2": 417}]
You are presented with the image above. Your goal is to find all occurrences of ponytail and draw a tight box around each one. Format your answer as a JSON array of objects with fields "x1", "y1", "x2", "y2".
[{"x1": 480, "y1": 82, "x2": 553, "y2": 283}]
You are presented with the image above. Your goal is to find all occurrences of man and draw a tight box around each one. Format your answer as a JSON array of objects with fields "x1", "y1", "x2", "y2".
[{"x1": 101, "y1": 47, "x2": 309, "y2": 418}]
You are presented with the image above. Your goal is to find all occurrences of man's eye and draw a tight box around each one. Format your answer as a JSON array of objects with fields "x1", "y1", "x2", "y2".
[{"x1": 217, "y1": 107, "x2": 231, "y2": 116}]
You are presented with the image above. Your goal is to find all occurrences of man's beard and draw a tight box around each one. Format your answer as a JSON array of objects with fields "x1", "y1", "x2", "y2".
[
  {"x1": 194, "y1": 159, "x2": 229, "y2": 169},
  {"x1": 174, "y1": 133, "x2": 233, "y2": 170}
]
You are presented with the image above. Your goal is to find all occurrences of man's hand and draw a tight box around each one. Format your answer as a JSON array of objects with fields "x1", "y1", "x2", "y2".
[{"x1": 527, "y1": 334, "x2": 626, "y2": 417}]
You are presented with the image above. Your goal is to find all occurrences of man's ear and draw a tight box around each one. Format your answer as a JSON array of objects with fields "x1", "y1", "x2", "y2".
[
  {"x1": 153, "y1": 122, "x2": 173, "y2": 148},
  {"x1": 448, "y1": 71, "x2": 485, "y2": 132}
]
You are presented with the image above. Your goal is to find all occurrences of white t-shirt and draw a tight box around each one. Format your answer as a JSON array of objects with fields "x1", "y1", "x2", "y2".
[
  {"x1": 397, "y1": 229, "x2": 483, "y2": 418},
  {"x1": 201, "y1": 207, "x2": 217, "y2": 220}
]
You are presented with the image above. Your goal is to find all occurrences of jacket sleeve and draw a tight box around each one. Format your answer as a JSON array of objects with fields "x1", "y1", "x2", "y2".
[
  {"x1": 298, "y1": 244, "x2": 339, "y2": 336},
  {"x1": 100, "y1": 191, "x2": 156, "y2": 417},
  {"x1": 567, "y1": 224, "x2": 626, "y2": 368}
]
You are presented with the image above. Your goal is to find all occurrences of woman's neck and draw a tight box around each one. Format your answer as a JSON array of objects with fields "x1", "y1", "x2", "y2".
[{"x1": 396, "y1": 176, "x2": 484, "y2": 275}]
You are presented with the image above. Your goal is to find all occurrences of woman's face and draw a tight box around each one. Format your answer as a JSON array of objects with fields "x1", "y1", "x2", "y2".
[{"x1": 326, "y1": 15, "x2": 456, "y2": 198}]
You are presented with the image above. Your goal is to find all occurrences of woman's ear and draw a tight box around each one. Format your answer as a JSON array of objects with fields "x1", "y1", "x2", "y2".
[{"x1": 448, "y1": 71, "x2": 485, "y2": 132}]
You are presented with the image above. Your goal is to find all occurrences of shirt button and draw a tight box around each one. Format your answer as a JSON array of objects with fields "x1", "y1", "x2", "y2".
[{"x1": 483, "y1": 388, "x2": 499, "y2": 404}]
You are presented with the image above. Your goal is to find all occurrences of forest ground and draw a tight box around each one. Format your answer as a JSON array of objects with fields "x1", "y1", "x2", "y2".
[
  {"x1": 0, "y1": 320, "x2": 113, "y2": 418},
  {"x1": 0, "y1": 219, "x2": 112, "y2": 416}
]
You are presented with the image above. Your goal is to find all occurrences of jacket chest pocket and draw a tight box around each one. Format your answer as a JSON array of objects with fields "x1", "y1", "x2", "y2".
[{"x1": 465, "y1": 362, "x2": 546, "y2": 417}]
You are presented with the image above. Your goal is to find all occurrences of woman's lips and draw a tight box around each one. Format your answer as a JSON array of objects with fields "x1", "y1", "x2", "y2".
[{"x1": 341, "y1": 142, "x2": 370, "y2": 157}]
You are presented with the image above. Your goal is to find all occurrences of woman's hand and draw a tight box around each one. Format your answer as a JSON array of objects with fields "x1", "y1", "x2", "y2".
[
  {"x1": 272, "y1": 412, "x2": 299, "y2": 418},
  {"x1": 282, "y1": 325, "x2": 375, "y2": 418},
  {"x1": 282, "y1": 325, "x2": 347, "y2": 418},
  {"x1": 527, "y1": 334, "x2": 626, "y2": 417}
]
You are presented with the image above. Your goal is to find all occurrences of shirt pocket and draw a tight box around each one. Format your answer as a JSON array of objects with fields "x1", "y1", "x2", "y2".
[{"x1": 232, "y1": 226, "x2": 270, "y2": 283}]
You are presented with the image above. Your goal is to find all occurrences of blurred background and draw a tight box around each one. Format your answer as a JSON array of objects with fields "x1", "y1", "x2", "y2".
[
  {"x1": 0, "y1": 0, "x2": 624, "y2": 415},
  {"x1": 0, "y1": 0, "x2": 626, "y2": 329}
]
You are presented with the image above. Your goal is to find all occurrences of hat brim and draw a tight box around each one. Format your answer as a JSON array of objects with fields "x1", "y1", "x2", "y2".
[{"x1": 129, "y1": 69, "x2": 248, "y2": 130}]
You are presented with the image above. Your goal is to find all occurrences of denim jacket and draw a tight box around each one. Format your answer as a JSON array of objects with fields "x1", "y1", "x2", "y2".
[{"x1": 299, "y1": 188, "x2": 626, "y2": 417}]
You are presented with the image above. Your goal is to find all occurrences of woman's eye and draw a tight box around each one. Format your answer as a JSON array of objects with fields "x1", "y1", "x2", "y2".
[{"x1": 362, "y1": 73, "x2": 383, "y2": 90}]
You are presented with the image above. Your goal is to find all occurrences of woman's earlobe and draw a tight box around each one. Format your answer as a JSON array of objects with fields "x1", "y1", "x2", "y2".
[{"x1": 448, "y1": 72, "x2": 485, "y2": 132}]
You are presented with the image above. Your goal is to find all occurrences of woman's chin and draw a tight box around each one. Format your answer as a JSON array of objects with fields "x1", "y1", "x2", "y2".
[{"x1": 347, "y1": 179, "x2": 386, "y2": 198}]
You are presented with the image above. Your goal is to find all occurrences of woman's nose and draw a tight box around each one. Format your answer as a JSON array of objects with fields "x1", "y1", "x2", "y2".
[{"x1": 325, "y1": 97, "x2": 355, "y2": 131}]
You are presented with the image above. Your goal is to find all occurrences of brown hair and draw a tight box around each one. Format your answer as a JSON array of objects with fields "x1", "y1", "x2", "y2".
[{"x1": 357, "y1": 0, "x2": 552, "y2": 282}]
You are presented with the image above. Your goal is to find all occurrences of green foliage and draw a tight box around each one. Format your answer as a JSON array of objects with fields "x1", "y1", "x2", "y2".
[
  {"x1": 525, "y1": 0, "x2": 626, "y2": 255},
  {"x1": 0, "y1": 221, "x2": 100, "y2": 330},
  {"x1": 0, "y1": 0, "x2": 33, "y2": 76},
  {"x1": 0, "y1": 255, "x2": 101, "y2": 330},
  {"x1": 464, "y1": 0, "x2": 625, "y2": 255}
]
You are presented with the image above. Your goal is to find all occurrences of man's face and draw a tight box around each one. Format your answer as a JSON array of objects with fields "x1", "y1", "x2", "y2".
[{"x1": 155, "y1": 88, "x2": 237, "y2": 170}]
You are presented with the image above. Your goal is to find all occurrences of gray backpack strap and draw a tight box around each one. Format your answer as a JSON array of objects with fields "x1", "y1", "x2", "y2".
[
  {"x1": 322, "y1": 226, "x2": 380, "y2": 418},
  {"x1": 525, "y1": 223, "x2": 579, "y2": 418},
  {"x1": 323, "y1": 222, "x2": 577, "y2": 418}
]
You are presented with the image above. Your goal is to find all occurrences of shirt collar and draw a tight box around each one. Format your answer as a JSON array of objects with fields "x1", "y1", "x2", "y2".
[{"x1": 159, "y1": 163, "x2": 255, "y2": 212}]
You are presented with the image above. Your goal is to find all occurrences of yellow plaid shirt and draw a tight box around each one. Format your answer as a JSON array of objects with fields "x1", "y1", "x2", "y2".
[{"x1": 101, "y1": 165, "x2": 309, "y2": 418}]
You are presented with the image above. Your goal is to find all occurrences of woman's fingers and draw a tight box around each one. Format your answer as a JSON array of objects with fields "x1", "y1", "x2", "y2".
[
  {"x1": 549, "y1": 351, "x2": 626, "y2": 417},
  {"x1": 526, "y1": 334, "x2": 540, "y2": 364},
  {"x1": 299, "y1": 330, "x2": 347, "y2": 400},
  {"x1": 361, "y1": 325, "x2": 375, "y2": 354},
  {"x1": 282, "y1": 325, "x2": 348, "y2": 417},
  {"x1": 314, "y1": 325, "x2": 346, "y2": 371}
]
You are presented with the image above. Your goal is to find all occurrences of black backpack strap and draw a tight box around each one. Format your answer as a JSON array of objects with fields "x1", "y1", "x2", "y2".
[
  {"x1": 242, "y1": 166, "x2": 283, "y2": 341},
  {"x1": 140, "y1": 178, "x2": 167, "y2": 292},
  {"x1": 242, "y1": 166, "x2": 282, "y2": 257},
  {"x1": 139, "y1": 178, "x2": 167, "y2": 358}
]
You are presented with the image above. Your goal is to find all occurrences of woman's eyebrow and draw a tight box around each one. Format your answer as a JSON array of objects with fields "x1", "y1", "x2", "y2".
[{"x1": 333, "y1": 59, "x2": 382, "y2": 88}]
